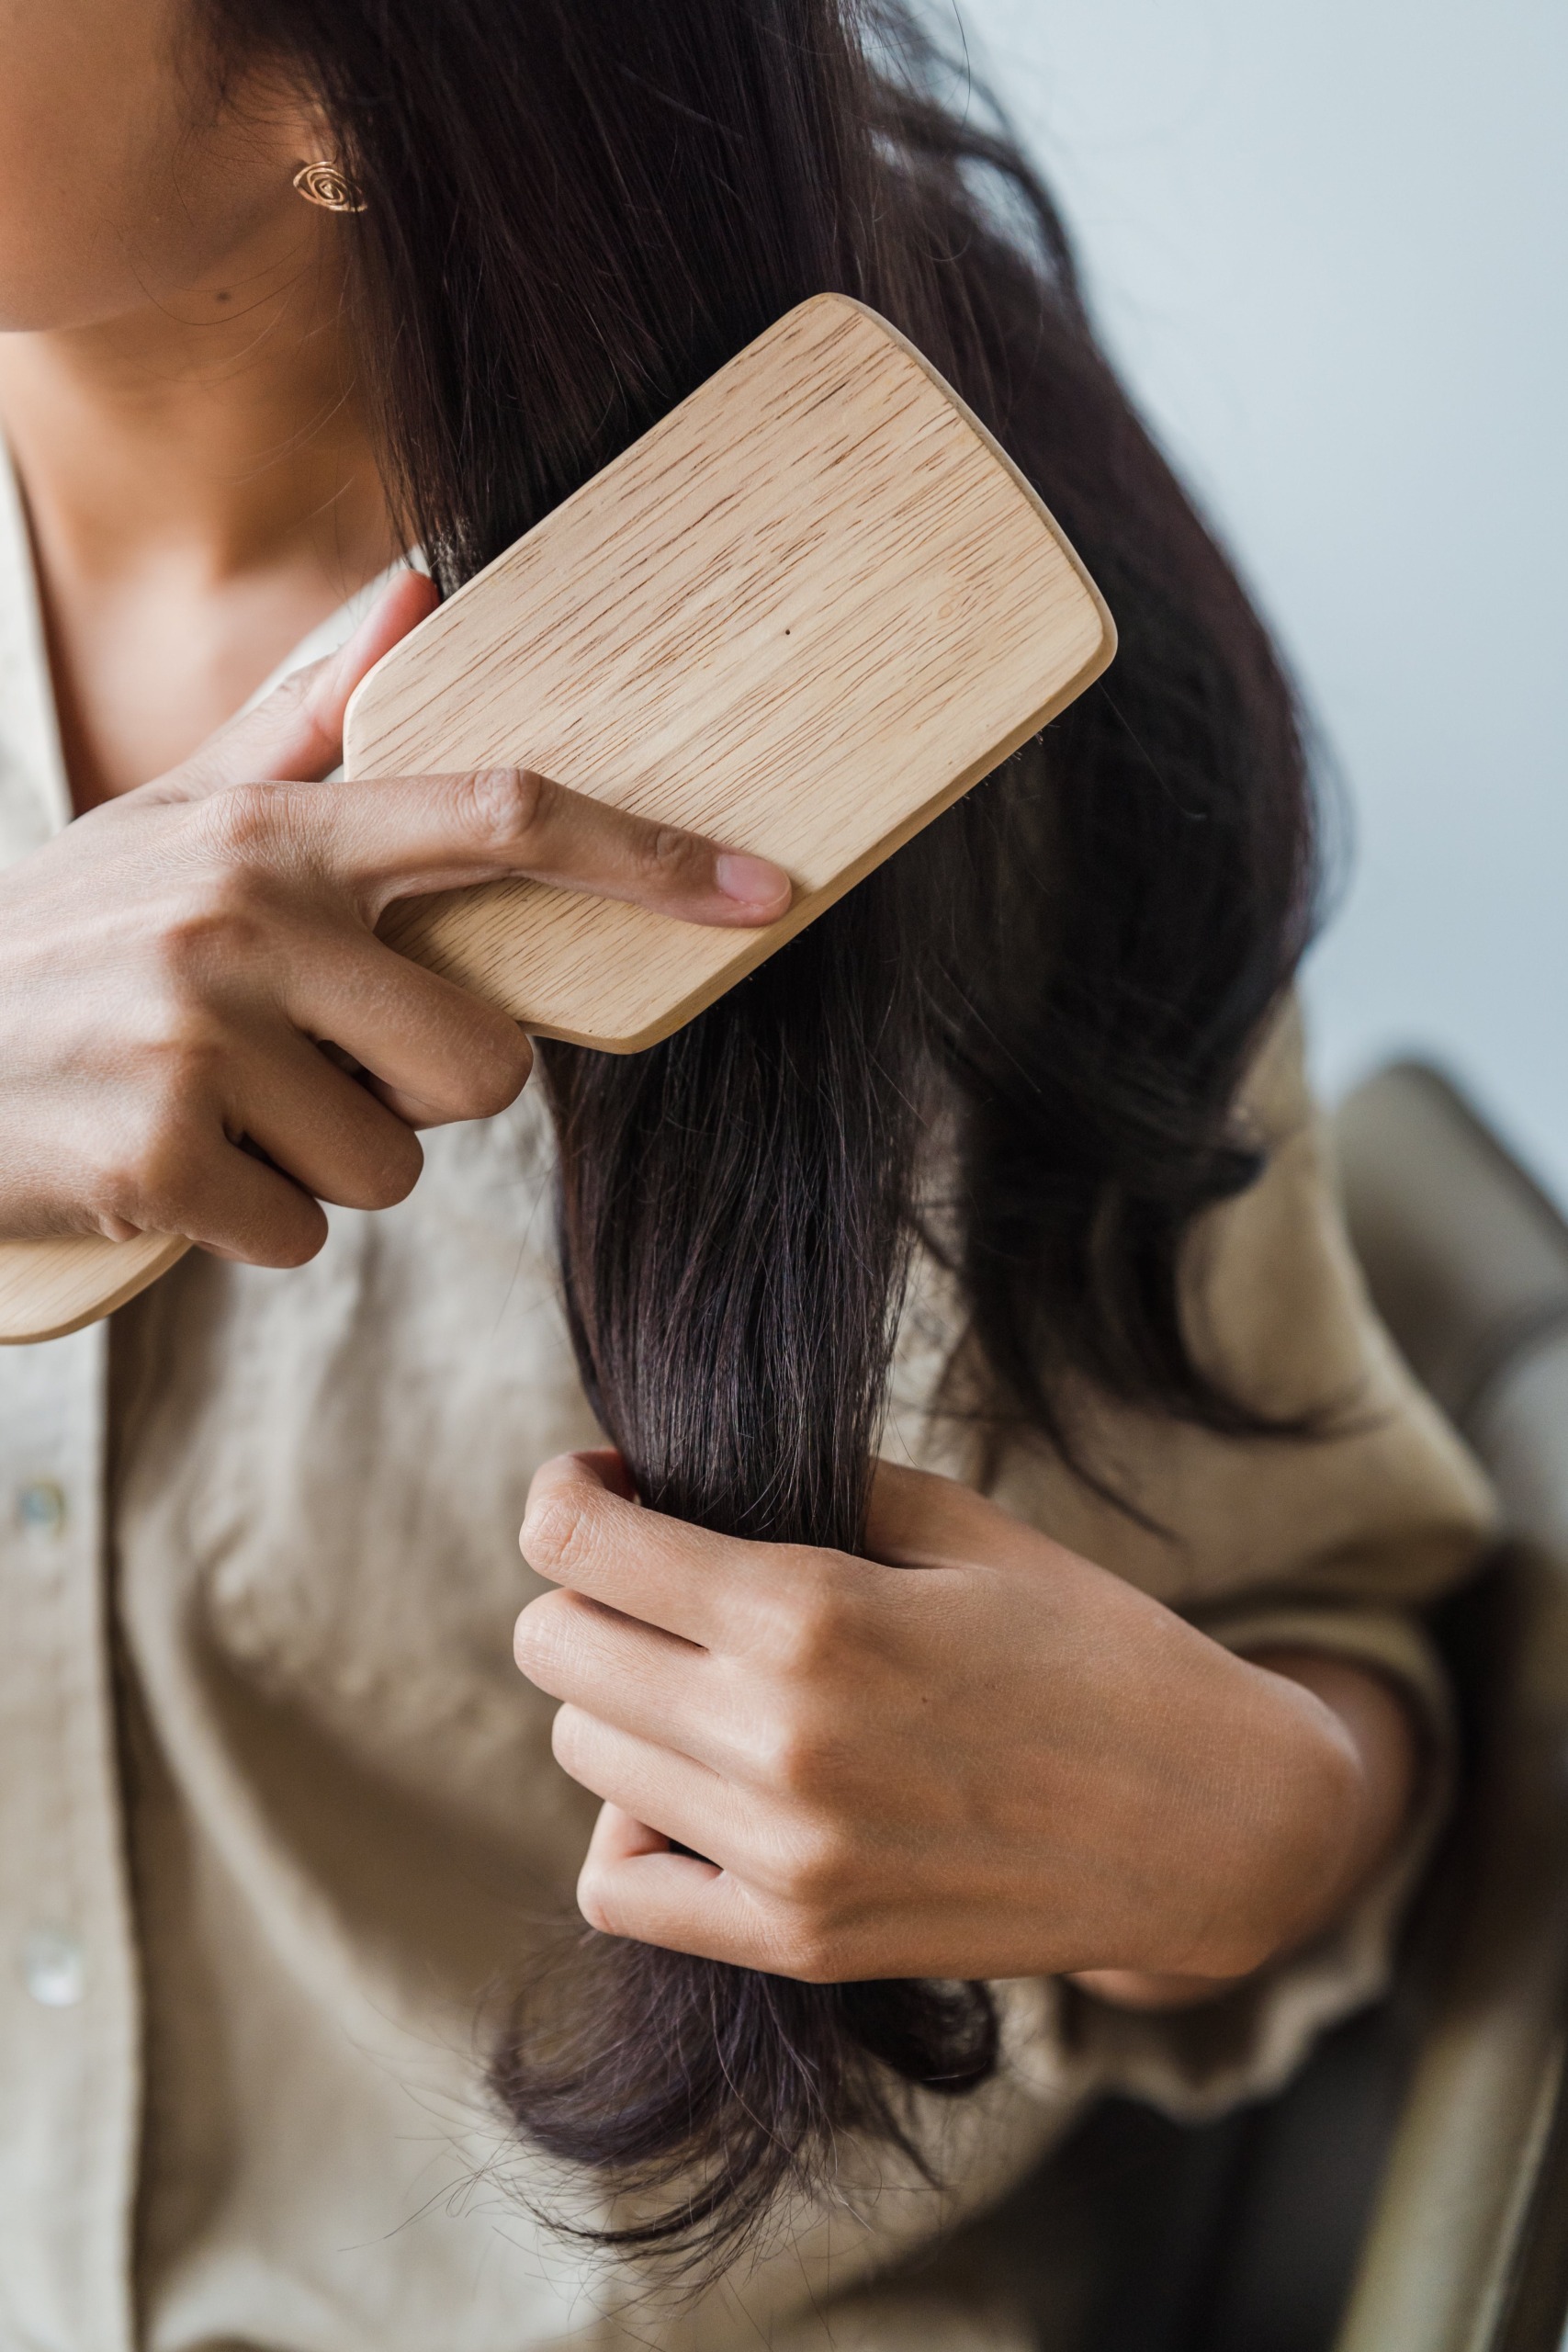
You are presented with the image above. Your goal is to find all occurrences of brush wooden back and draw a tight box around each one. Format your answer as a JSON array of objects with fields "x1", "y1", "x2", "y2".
[{"x1": 0, "y1": 295, "x2": 1112, "y2": 1342}]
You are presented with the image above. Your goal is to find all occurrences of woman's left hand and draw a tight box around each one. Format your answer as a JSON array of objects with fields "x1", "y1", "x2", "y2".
[{"x1": 514, "y1": 1452, "x2": 1417, "y2": 1995}]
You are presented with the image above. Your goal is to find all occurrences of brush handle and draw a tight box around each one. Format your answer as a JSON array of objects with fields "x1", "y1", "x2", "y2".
[
  {"x1": 0, "y1": 1230, "x2": 190, "y2": 1345},
  {"x1": 0, "y1": 297, "x2": 1111, "y2": 1344}
]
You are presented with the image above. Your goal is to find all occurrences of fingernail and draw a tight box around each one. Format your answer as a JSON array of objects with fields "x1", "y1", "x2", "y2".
[{"x1": 716, "y1": 853, "x2": 792, "y2": 912}]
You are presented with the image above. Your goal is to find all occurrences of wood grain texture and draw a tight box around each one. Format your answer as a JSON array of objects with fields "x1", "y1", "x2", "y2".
[
  {"x1": 0, "y1": 1230, "x2": 188, "y2": 1344},
  {"x1": 0, "y1": 294, "x2": 1112, "y2": 1343},
  {"x1": 354, "y1": 295, "x2": 1113, "y2": 1049}
]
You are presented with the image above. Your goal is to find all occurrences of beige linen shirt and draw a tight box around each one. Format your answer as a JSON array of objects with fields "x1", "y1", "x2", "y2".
[{"x1": 0, "y1": 453, "x2": 1496, "y2": 2352}]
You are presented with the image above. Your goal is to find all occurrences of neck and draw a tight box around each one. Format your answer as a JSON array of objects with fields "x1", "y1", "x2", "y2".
[
  {"x1": 0, "y1": 201, "x2": 401, "y2": 806},
  {"x1": 0, "y1": 203, "x2": 396, "y2": 594}
]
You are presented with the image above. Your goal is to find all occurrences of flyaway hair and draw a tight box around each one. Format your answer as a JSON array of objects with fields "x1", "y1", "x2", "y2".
[{"x1": 201, "y1": 0, "x2": 1318, "y2": 2269}]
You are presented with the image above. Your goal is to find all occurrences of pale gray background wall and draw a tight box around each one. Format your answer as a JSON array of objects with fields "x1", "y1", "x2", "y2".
[{"x1": 957, "y1": 0, "x2": 1567, "y2": 1195}]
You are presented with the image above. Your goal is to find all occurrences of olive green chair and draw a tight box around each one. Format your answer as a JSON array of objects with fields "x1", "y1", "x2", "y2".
[{"x1": 1329, "y1": 1063, "x2": 1568, "y2": 2352}]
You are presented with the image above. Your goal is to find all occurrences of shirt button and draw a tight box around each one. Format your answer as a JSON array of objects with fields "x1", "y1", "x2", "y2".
[
  {"x1": 16, "y1": 1481, "x2": 67, "y2": 1539},
  {"x1": 23, "y1": 1928, "x2": 85, "y2": 2008}
]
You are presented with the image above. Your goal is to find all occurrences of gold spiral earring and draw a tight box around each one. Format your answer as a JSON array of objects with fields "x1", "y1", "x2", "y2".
[{"x1": 292, "y1": 161, "x2": 367, "y2": 214}]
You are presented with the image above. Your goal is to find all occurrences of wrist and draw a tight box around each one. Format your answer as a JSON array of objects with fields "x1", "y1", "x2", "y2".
[
  {"x1": 1210, "y1": 1659, "x2": 1371, "y2": 1974},
  {"x1": 1076, "y1": 1646, "x2": 1420, "y2": 2007},
  {"x1": 1247, "y1": 1646, "x2": 1423, "y2": 1945}
]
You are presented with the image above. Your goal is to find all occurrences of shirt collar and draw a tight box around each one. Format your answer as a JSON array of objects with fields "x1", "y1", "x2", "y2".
[
  {"x1": 0, "y1": 445, "x2": 72, "y2": 862},
  {"x1": 0, "y1": 435, "x2": 420, "y2": 857}
]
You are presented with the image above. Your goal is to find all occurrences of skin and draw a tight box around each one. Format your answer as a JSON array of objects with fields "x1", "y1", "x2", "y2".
[
  {"x1": 0, "y1": 0, "x2": 792, "y2": 1260},
  {"x1": 2, "y1": 0, "x2": 1419, "y2": 2004},
  {"x1": 517, "y1": 1455, "x2": 1419, "y2": 2000},
  {"x1": 0, "y1": 0, "x2": 400, "y2": 801}
]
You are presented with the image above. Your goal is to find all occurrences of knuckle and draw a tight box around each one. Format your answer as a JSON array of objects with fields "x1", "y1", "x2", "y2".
[
  {"x1": 636, "y1": 824, "x2": 703, "y2": 892},
  {"x1": 149, "y1": 908, "x2": 211, "y2": 989},
  {"x1": 766, "y1": 1905, "x2": 848, "y2": 1984},
  {"x1": 341, "y1": 1165, "x2": 413, "y2": 1216},
  {"x1": 769, "y1": 1566, "x2": 859, "y2": 1680},
  {"x1": 520, "y1": 1488, "x2": 598, "y2": 1575},
  {"x1": 335, "y1": 1126, "x2": 423, "y2": 1215},
  {"x1": 548, "y1": 1701, "x2": 586, "y2": 1772},
  {"x1": 109, "y1": 1021, "x2": 232, "y2": 1196},
  {"x1": 253, "y1": 1206, "x2": 329, "y2": 1272},
  {"x1": 513, "y1": 1591, "x2": 567, "y2": 1677},
  {"x1": 98, "y1": 1106, "x2": 201, "y2": 1228},
  {"x1": 753, "y1": 1705, "x2": 839, "y2": 1800},
  {"x1": 199, "y1": 778, "x2": 284, "y2": 860},
  {"x1": 1203, "y1": 1924, "x2": 1275, "y2": 1981},
  {"x1": 448, "y1": 1020, "x2": 532, "y2": 1119},
  {"x1": 152, "y1": 870, "x2": 272, "y2": 985},
  {"x1": 782, "y1": 1817, "x2": 858, "y2": 1909},
  {"x1": 134, "y1": 999, "x2": 229, "y2": 1085},
  {"x1": 575, "y1": 1858, "x2": 623, "y2": 1939},
  {"x1": 367, "y1": 1154, "x2": 421, "y2": 1212},
  {"x1": 458, "y1": 766, "x2": 546, "y2": 850}
]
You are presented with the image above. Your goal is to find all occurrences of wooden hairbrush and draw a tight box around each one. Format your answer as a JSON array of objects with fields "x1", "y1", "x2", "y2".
[{"x1": 0, "y1": 294, "x2": 1113, "y2": 1345}]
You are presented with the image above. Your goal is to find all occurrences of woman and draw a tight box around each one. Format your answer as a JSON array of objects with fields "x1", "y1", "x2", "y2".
[{"x1": 0, "y1": 1, "x2": 1493, "y2": 2346}]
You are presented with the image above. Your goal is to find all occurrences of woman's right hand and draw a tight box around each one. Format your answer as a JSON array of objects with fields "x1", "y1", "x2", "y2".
[{"x1": 0, "y1": 573, "x2": 791, "y2": 1268}]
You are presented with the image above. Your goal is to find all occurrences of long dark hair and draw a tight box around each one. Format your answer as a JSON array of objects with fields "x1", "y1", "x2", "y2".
[{"x1": 203, "y1": 0, "x2": 1317, "y2": 2268}]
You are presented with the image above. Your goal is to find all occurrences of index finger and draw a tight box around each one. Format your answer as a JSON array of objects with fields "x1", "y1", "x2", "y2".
[
  {"x1": 313, "y1": 764, "x2": 793, "y2": 929},
  {"x1": 520, "y1": 1452, "x2": 779, "y2": 1649}
]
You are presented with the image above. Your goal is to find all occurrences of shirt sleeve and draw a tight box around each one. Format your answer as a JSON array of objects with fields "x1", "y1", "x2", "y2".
[{"x1": 884, "y1": 995, "x2": 1497, "y2": 2114}]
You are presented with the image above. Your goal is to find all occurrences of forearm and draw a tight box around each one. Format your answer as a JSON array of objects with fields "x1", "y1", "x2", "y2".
[{"x1": 1071, "y1": 1647, "x2": 1424, "y2": 2011}]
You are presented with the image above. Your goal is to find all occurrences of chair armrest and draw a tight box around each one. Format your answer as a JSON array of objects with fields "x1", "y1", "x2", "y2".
[
  {"x1": 1335, "y1": 1061, "x2": 1568, "y2": 1434},
  {"x1": 1334, "y1": 1545, "x2": 1568, "y2": 2352},
  {"x1": 1334, "y1": 1066, "x2": 1568, "y2": 2352}
]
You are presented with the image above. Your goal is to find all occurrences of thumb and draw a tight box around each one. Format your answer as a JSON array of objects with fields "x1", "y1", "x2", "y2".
[{"x1": 144, "y1": 569, "x2": 439, "y2": 804}]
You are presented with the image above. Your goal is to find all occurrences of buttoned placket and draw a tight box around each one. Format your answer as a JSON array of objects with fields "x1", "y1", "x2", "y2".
[
  {"x1": 0, "y1": 1330, "x2": 141, "y2": 2352},
  {"x1": 0, "y1": 452, "x2": 141, "y2": 2349}
]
